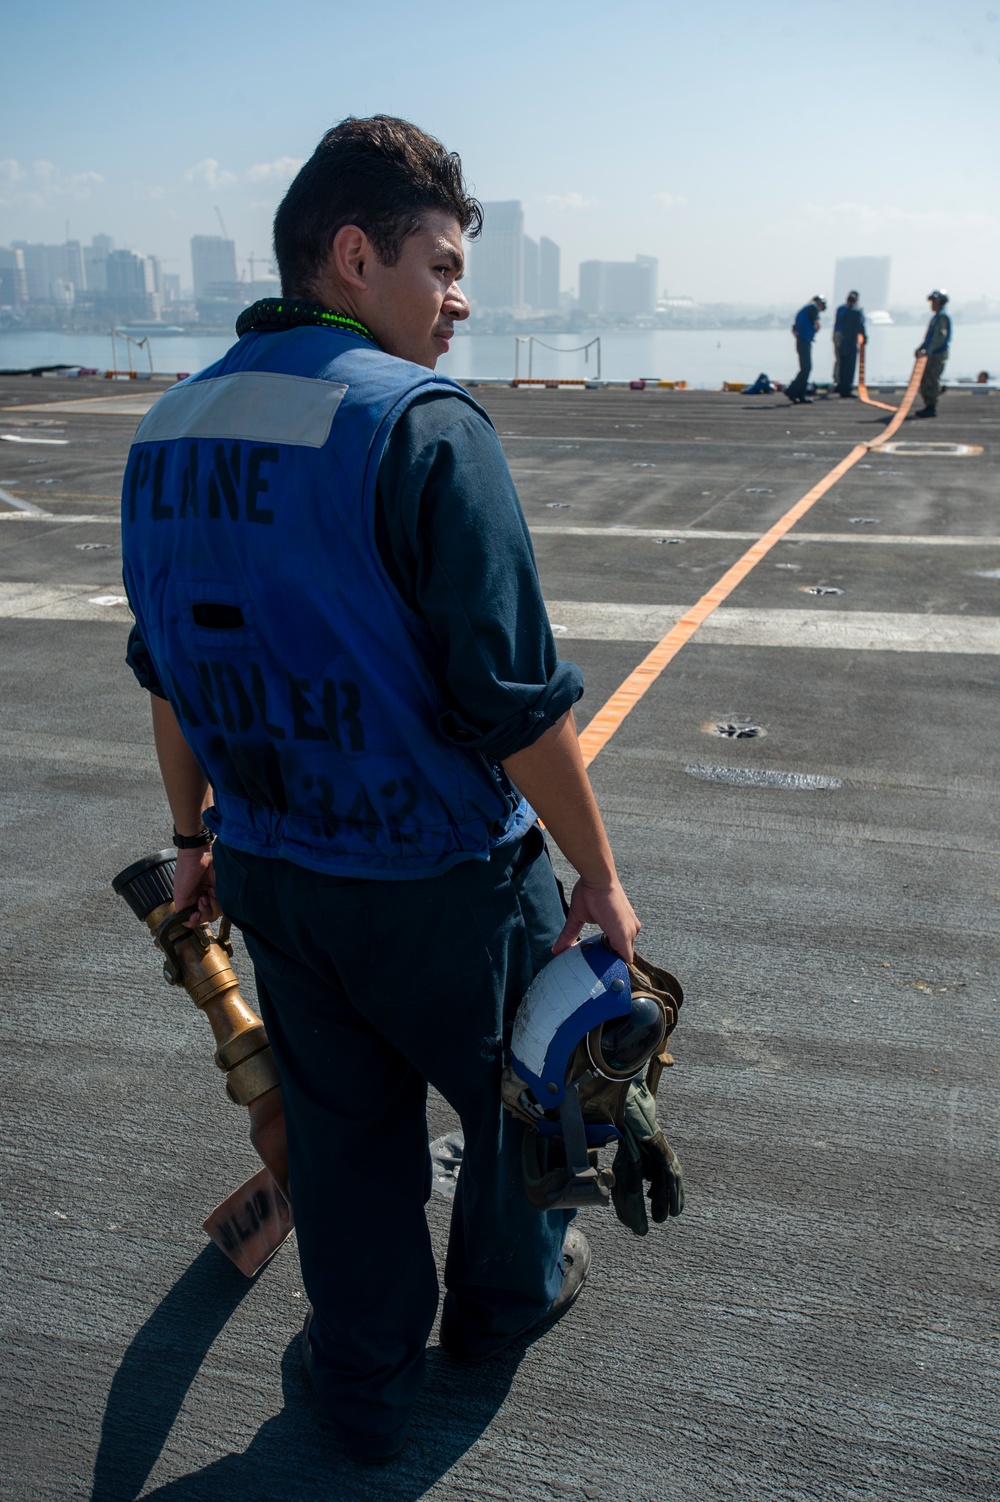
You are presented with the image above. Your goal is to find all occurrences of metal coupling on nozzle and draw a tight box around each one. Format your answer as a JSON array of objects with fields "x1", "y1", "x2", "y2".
[{"x1": 112, "y1": 850, "x2": 281, "y2": 1106}]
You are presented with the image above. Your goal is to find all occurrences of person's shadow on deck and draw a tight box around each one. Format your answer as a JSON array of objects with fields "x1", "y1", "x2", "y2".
[{"x1": 91, "y1": 1245, "x2": 519, "y2": 1501}]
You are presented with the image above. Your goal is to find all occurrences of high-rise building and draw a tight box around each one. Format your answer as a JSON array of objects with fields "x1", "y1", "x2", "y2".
[
  {"x1": 248, "y1": 275, "x2": 281, "y2": 302},
  {"x1": 84, "y1": 235, "x2": 115, "y2": 293},
  {"x1": 107, "y1": 250, "x2": 155, "y2": 297},
  {"x1": 467, "y1": 201, "x2": 524, "y2": 311},
  {"x1": 0, "y1": 246, "x2": 28, "y2": 306},
  {"x1": 105, "y1": 249, "x2": 161, "y2": 320},
  {"x1": 83, "y1": 235, "x2": 115, "y2": 293},
  {"x1": 191, "y1": 235, "x2": 239, "y2": 300},
  {"x1": 539, "y1": 237, "x2": 560, "y2": 311},
  {"x1": 833, "y1": 256, "x2": 891, "y2": 314},
  {"x1": 579, "y1": 255, "x2": 657, "y2": 317},
  {"x1": 12, "y1": 240, "x2": 86, "y2": 302},
  {"x1": 578, "y1": 261, "x2": 601, "y2": 313},
  {"x1": 65, "y1": 240, "x2": 85, "y2": 295},
  {"x1": 523, "y1": 235, "x2": 539, "y2": 309}
]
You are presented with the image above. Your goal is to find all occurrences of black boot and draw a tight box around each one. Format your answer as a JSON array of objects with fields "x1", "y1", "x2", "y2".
[{"x1": 914, "y1": 405, "x2": 937, "y2": 418}]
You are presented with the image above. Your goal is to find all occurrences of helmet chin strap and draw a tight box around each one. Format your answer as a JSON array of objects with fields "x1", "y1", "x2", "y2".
[
  {"x1": 519, "y1": 1080, "x2": 617, "y2": 1211},
  {"x1": 559, "y1": 1081, "x2": 595, "y2": 1180}
]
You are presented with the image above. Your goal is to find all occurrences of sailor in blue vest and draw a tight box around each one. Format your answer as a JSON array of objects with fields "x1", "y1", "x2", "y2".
[
  {"x1": 914, "y1": 289, "x2": 951, "y2": 418},
  {"x1": 120, "y1": 117, "x2": 642, "y2": 1463},
  {"x1": 833, "y1": 290, "x2": 866, "y2": 398},
  {"x1": 785, "y1": 295, "x2": 827, "y2": 404}
]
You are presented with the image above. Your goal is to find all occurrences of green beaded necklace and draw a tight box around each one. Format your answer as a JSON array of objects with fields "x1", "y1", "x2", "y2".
[{"x1": 235, "y1": 298, "x2": 377, "y2": 344}]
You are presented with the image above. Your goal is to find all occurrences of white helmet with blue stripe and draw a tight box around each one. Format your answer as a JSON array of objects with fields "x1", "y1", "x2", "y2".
[{"x1": 502, "y1": 934, "x2": 682, "y2": 1211}]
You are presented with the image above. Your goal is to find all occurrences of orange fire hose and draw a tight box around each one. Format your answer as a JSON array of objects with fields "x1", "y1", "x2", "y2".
[
  {"x1": 577, "y1": 353, "x2": 927, "y2": 766},
  {"x1": 857, "y1": 335, "x2": 899, "y2": 413}
]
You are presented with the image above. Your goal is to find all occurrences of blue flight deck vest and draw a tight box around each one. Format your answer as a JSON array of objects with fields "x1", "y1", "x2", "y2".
[
  {"x1": 121, "y1": 326, "x2": 529, "y2": 878},
  {"x1": 793, "y1": 304, "x2": 819, "y2": 342},
  {"x1": 835, "y1": 303, "x2": 864, "y2": 342},
  {"x1": 923, "y1": 311, "x2": 951, "y2": 354}
]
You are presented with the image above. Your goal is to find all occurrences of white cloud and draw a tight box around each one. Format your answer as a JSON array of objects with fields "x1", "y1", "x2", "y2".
[
  {"x1": 0, "y1": 158, "x2": 103, "y2": 207},
  {"x1": 653, "y1": 192, "x2": 687, "y2": 208},
  {"x1": 184, "y1": 157, "x2": 238, "y2": 190},
  {"x1": 542, "y1": 191, "x2": 599, "y2": 211},
  {"x1": 247, "y1": 156, "x2": 304, "y2": 184}
]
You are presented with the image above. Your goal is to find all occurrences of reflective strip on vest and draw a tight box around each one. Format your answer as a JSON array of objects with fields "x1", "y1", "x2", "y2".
[{"x1": 136, "y1": 371, "x2": 348, "y2": 448}]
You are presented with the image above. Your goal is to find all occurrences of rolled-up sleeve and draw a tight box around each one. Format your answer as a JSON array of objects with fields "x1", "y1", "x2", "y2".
[
  {"x1": 376, "y1": 395, "x2": 584, "y2": 762},
  {"x1": 125, "y1": 622, "x2": 167, "y2": 698}
]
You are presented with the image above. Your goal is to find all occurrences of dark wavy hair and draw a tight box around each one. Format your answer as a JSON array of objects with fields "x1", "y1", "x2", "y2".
[{"x1": 273, "y1": 115, "x2": 483, "y2": 296}]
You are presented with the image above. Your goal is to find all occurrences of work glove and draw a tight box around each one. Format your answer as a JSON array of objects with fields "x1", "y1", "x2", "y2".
[{"x1": 611, "y1": 1079, "x2": 684, "y2": 1236}]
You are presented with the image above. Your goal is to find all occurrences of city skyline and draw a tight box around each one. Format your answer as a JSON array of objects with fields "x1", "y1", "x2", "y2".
[{"x1": 8, "y1": 223, "x2": 988, "y2": 328}]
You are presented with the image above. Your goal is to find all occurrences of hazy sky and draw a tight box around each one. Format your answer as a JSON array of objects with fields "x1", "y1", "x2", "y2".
[{"x1": 2, "y1": 0, "x2": 999, "y2": 307}]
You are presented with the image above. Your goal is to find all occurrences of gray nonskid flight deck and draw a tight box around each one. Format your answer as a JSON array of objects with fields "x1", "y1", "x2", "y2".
[{"x1": 1, "y1": 376, "x2": 997, "y2": 1501}]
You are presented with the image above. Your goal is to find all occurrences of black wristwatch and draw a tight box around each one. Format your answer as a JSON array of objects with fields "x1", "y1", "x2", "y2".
[{"x1": 172, "y1": 826, "x2": 215, "y2": 850}]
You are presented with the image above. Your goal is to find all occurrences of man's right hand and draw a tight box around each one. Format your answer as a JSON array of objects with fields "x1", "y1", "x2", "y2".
[
  {"x1": 173, "y1": 845, "x2": 221, "y2": 926},
  {"x1": 552, "y1": 874, "x2": 641, "y2": 964},
  {"x1": 501, "y1": 710, "x2": 641, "y2": 963}
]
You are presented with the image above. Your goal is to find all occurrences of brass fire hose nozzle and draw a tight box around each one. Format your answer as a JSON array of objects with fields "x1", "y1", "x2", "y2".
[{"x1": 112, "y1": 851, "x2": 280, "y2": 1106}]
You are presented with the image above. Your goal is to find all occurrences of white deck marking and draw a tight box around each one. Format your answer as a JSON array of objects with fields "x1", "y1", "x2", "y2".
[
  {"x1": 3, "y1": 580, "x2": 998, "y2": 654},
  {"x1": 2, "y1": 392, "x2": 163, "y2": 415},
  {"x1": 0, "y1": 487, "x2": 47, "y2": 515},
  {"x1": 0, "y1": 582, "x2": 133, "y2": 620},
  {"x1": 0, "y1": 512, "x2": 102, "y2": 522},
  {"x1": 545, "y1": 600, "x2": 1000, "y2": 654},
  {"x1": 3, "y1": 510, "x2": 999, "y2": 550},
  {"x1": 531, "y1": 525, "x2": 1000, "y2": 548}
]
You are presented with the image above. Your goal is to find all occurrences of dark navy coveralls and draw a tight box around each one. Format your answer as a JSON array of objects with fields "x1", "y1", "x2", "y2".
[
  {"x1": 834, "y1": 302, "x2": 866, "y2": 396},
  {"x1": 918, "y1": 309, "x2": 951, "y2": 411},
  {"x1": 122, "y1": 309, "x2": 582, "y2": 1444},
  {"x1": 786, "y1": 302, "x2": 820, "y2": 402}
]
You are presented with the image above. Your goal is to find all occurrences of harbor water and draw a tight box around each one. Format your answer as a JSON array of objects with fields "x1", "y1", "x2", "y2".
[{"x1": 1, "y1": 322, "x2": 996, "y2": 387}]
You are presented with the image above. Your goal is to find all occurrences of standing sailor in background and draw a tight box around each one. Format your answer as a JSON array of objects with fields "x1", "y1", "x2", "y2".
[
  {"x1": 914, "y1": 290, "x2": 951, "y2": 418},
  {"x1": 833, "y1": 290, "x2": 865, "y2": 398},
  {"x1": 785, "y1": 295, "x2": 827, "y2": 405}
]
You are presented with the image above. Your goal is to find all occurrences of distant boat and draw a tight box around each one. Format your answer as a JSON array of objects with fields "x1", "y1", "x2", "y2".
[{"x1": 116, "y1": 324, "x2": 188, "y2": 336}]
